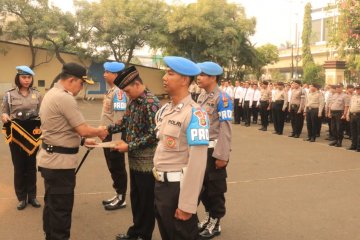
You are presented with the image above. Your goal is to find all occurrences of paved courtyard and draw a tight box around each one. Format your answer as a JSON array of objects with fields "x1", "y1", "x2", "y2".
[{"x1": 1, "y1": 99, "x2": 360, "y2": 240}]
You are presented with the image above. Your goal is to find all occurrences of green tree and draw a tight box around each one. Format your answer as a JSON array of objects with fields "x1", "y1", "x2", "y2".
[
  {"x1": 253, "y1": 43, "x2": 279, "y2": 80},
  {"x1": 301, "y1": 2, "x2": 314, "y2": 68},
  {"x1": 0, "y1": 0, "x2": 49, "y2": 68},
  {"x1": 302, "y1": 62, "x2": 325, "y2": 86},
  {"x1": 39, "y1": 7, "x2": 87, "y2": 65},
  {"x1": 161, "y1": 0, "x2": 257, "y2": 77},
  {"x1": 75, "y1": 0, "x2": 168, "y2": 64}
]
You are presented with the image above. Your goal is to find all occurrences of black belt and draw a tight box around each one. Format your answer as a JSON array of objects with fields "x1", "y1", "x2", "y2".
[
  {"x1": 350, "y1": 112, "x2": 360, "y2": 116},
  {"x1": 42, "y1": 142, "x2": 79, "y2": 154}
]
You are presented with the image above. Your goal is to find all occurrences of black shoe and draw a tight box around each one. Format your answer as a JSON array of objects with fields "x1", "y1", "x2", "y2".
[
  {"x1": 28, "y1": 198, "x2": 41, "y2": 208},
  {"x1": 102, "y1": 195, "x2": 118, "y2": 206},
  {"x1": 272, "y1": 131, "x2": 278, "y2": 134},
  {"x1": 277, "y1": 132, "x2": 283, "y2": 135},
  {"x1": 17, "y1": 200, "x2": 27, "y2": 210},
  {"x1": 104, "y1": 196, "x2": 126, "y2": 211},
  {"x1": 325, "y1": 137, "x2": 335, "y2": 141},
  {"x1": 304, "y1": 138, "x2": 311, "y2": 141},
  {"x1": 329, "y1": 141, "x2": 337, "y2": 146},
  {"x1": 288, "y1": 134, "x2": 295, "y2": 137},
  {"x1": 294, "y1": 134, "x2": 300, "y2": 138},
  {"x1": 245, "y1": 124, "x2": 250, "y2": 127},
  {"x1": 356, "y1": 149, "x2": 360, "y2": 152},
  {"x1": 199, "y1": 217, "x2": 221, "y2": 239},
  {"x1": 310, "y1": 138, "x2": 315, "y2": 142},
  {"x1": 258, "y1": 127, "x2": 265, "y2": 131},
  {"x1": 335, "y1": 142, "x2": 342, "y2": 147},
  {"x1": 347, "y1": 146, "x2": 356, "y2": 150},
  {"x1": 115, "y1": 233, "x2": 136, "y2": 240}
]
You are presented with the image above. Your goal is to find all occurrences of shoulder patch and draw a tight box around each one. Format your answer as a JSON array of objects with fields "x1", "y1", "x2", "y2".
[
  {"x1": 186, "y1": 107, "x2": 209, "y2": 146},
  {"x1": 217, "y1": 92, "x2": 233, "y2": 122},
  {"x1": 113, "y1": 88, "x2": 127, "y2": 111}
]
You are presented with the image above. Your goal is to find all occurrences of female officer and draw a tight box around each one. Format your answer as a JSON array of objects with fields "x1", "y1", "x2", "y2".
[{"x1": 1, "y1": 66, "x2": 42, "y2": 210}]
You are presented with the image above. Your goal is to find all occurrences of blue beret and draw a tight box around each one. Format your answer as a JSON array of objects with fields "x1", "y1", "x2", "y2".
[
  {"x1": 104, "y1": 62, "x2": 125, "y2": 73},
  {"x1": 163, "y1": 56, "x2": 201, "y2": 76},
  {"x1": 16, "y1": 66, "x2": 35, "y2": 76},
  {"x1": 197, "y1": 61, "x2": 223, "y2": 76}
]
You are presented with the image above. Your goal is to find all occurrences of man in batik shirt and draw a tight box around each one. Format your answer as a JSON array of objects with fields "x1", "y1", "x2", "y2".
[{"x1": 107, "y1": 66, "x2": 160, "y2": 240}]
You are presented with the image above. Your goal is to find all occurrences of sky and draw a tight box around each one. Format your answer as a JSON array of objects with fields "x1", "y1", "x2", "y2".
[{"x1": 50, "y1": 0, "x2": 334, "y2": 47}]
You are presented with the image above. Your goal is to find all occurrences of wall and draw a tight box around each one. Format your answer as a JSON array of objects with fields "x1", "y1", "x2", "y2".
[{"x1": 0, "y1": 41, "x2": 165, "y2": 98}]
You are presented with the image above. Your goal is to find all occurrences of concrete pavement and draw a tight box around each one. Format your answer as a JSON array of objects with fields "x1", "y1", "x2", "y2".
[{"x1": 1, "y1": 100, "x2": 360, "y2": 240}]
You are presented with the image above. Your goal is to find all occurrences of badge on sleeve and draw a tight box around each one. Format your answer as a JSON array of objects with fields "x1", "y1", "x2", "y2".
[
  {"x1": 113, "y1": 88, "x2": 127, "y2": 111},
  {"x1": 218, "y1": 92, "x2": 233, "y2": 122},
  {"x1": 186, "y1": 107, "x2": 209, "y2": 146}
]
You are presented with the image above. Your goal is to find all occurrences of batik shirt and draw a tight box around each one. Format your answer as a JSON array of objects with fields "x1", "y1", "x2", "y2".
[{"x1": 108, "y1": 89, "x2": 161, "y2": 172}]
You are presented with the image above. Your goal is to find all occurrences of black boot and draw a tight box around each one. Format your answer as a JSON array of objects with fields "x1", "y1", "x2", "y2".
[{"x1": 329, "y1": 140, "x2": 337, "y2": 146}]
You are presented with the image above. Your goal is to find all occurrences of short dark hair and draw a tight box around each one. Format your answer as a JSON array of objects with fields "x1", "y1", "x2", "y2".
[
  {"x1": 15, "y1": 74, "x2": 33, "y2": 88},
  {"x1": 59, "y1": 72, "x2": 75, "y2": 80}
]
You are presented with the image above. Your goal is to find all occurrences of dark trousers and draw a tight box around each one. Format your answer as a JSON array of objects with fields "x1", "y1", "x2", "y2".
[
  {"x1": 330, "y1": 110, "x2": 345, "y2": 142},
  {"x1": 40, "y1": 167, "x2": 76, "y2": 240},
  {"x1": 9, "y1": 143, "x2": 38, "y2": 201},
  {"x1": 259, "y1": 101, "x2": 269, "y2": 128},
  {"x1": 350, "y1": 113, "x2": 360, "y2": 150},
  {"x1": 289, "y1": 105, "x2": 304, "y2": 135},
  {"x1": 273, "y1": 101, "x2": 285, "y2": 134},
  {"x1": 103, "y1": 135, "x2": 127, "y2": 195},
  {"x1": 306, "y1": 108, "x2": 319, "y2": 139},
  {"x1": 233, "y1": 99, "x2": 241, "y2": 124},
  {"x1": 251, "y1": 102, "x2": 259, "y2": 123},
  {"x1": 200, "y1": 148, "x2": 227, "y2": 219},
  {"x1": 243, "y1": 101, "x2": 251, "y2": 125},
  {"x1": 154, "y1": 181, "x2": 198, "y2": 240},
  {"x1": 127, "y1": 170, "x2": 155, "y2": 240},
  {"x1": 327, "y1": 117, "x2": 333, "y2": 137}
]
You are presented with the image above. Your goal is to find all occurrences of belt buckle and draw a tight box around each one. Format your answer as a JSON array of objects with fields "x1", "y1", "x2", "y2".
[
  {"x1": 152, "y1": 168, "x2": 161, "y2": 181},
  {"x1": 46, "y1": 144, "x2": 54, "y2": 154}
]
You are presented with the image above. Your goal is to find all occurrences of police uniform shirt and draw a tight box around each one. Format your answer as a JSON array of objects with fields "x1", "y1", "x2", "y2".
[
  {"x1": 328, "y1": 92, "x2": 350, "y2": 111},
  {"x1": 349, "y1": 94, "x2": 360, "y2": 113},
  {"x1": 304, "y1": 91, "x2": 325, "y2": 114},
  {"x1": 260, "y1": 88, "x2": 271, "y2": 102},
  {"x1": 289, "y1": 88, "x2": 305, "y2": 106},
  {"x1": 1, "y1": 87, "x2": 42, "y2": 120},
  {"x1": 153, "y1": 94, "x2": 209, "y2": 214},
  {"x1": 37, "y1": 82, "x2": 86, "y2": 169},
  {"x1": 100, "y1": 86, "x2": 126, "y2": 126},
  {"x1": 197, "y1": 86, "x2": 232, "y2": 161},
  {"x1": 273, "y1": 89, "x2": 287, "y2": 110}
]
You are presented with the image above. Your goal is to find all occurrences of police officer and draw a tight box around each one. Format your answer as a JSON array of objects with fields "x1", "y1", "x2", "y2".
[
  {"x1": 100, "y1": 62, "x2": 128, "y2": 210},
  {"x1": 258, "y1": 81, "x2": 271, "y2": 131},
  {"x1": 37, "y1": 63, "x2": 108, "y2": 240},
  {"x1": 1, "y1": 66, "x2": 42, "y2": 210},
  {"x1": 327, "y1": 84, "x2": 350, "y2": 147},
  {"x1": 346, "y1": 85, "x2": 360, "y2": 152},
  {"x1": 288, "y1": 80, "x2": 305, "y2": 138},
  {"x1": 153, "y1": 56, "x2": 209, "y2": 240},
  {"x1": 196, "y1": 62, "x2": 232, "y2": 239},
  {"x1": 272, "y1": 82, "x2": 287, "y2": 135},
  {"x1": 303, "y1": 83, "x2": 325, "y2": 142}
]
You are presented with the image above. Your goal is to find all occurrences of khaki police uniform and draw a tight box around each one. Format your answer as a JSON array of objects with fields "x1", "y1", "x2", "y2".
[
  {"x1": 100, "y1": 86, "x2": 128, "y2": 197},
  {"x1": 328, "y1": 92, "x2": 350, "y2": 143},
  {"x1": 197, "y1": 86, "x2": 232, "y2": 221},
  {"x1": 37, "y1": 82, "x2": 87, "y2": 240},
  {"x1": 304, "y1": 91, "x2": 325, "y2": 140},
  {"x1": 153, "y1": 94, "x2": 209, "y2": 240},
  {"x1": 288, "y1": 88, "x2": 305, "y2": 137},
  {"x1": 1, "y1": 87, "x2": 41, "y2": 202},
  {"x1": 348, "y1": 93, "x2": 360, "y2": 150},
  {"x1": 272, "y1": 89, "x2": 287, "y2": 134},
  {"x1": 259, "y1": 88, "x2": 271, "y2": 129}
]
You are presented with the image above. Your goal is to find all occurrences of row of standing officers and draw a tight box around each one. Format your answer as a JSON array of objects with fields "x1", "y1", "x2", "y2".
[{"x1": 1, "y1": 58, "x2": 233, "y2": 240}]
